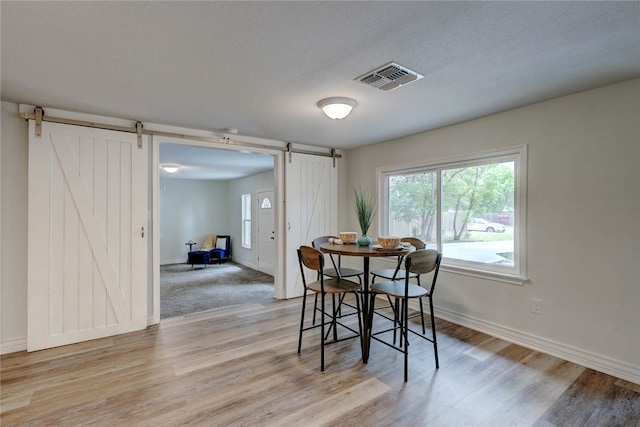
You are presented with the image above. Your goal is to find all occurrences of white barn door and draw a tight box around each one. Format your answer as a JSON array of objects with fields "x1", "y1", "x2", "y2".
[
  {"x1": 28, "y1": 121, "x2": 148, "y2": 351},
  {"x1": 284, "y1": 153, "x2": 337, "y2": 298}
]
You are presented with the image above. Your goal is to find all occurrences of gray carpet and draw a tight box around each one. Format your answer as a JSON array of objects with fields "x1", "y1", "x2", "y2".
[{"x1": 160, "y1": 262, "x2": 274, "y2": 319}]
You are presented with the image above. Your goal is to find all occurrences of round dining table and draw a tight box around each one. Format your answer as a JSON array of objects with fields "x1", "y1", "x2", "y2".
[{"x1": 319, "y1": 241, "x2": 413, "y2": 363}]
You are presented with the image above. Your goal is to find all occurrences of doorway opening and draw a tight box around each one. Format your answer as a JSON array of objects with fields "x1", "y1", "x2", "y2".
[{"x1": 155, "y1": 140, "x2": 280, "y2": 320}]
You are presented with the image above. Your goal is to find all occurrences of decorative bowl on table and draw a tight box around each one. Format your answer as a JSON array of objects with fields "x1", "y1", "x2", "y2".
[
  {"x1": 377, "y1": 236, "x2": 401, "y2": 248},
  {"x1": 339, "y1": 232, "x2": 358, "y2": 244}
]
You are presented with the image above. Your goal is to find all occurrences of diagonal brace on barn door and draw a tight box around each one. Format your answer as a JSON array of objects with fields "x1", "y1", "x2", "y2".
[{"x1": 51, "y1": 135, "x2": 132, "y2": 324}]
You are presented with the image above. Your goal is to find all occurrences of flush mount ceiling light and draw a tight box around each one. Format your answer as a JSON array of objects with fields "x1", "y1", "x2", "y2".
[
  {"x1": 160, "y1": 164, "x2": 180, "y2": 173},
  {"x1": 317, "y1": 97, "x2": 357, "y2": 120}
]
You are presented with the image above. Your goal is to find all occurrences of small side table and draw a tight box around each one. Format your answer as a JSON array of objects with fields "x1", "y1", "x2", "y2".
[{"x1": 185, "y1": 240, "x2": 196, "y2": 252}]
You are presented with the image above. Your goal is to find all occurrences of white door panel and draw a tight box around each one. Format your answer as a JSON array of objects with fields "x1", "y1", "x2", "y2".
[
  {"x1": 258, "y1": 190, "x2": 275, "y2": 275},
  {"x1": 28, "y1": 121, "x2": 148, "y2": 351},
  {"x1": 284, "y1": 153, "x2": 337, "y2": 298}
]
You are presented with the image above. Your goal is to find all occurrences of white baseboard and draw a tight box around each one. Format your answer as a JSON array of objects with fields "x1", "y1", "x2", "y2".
[
  {"x1": 0, "y1": 335, "x2": 27, "y2": 355},
  {"x1": 431, "y1": 304, "x2": 640, "y2": 385},
  {"x1": 231, "y1": 257, "x2": 258, "y2": 271},
  {"x1": 148, "y1": 315, "x2": 158, "y2": 326}
]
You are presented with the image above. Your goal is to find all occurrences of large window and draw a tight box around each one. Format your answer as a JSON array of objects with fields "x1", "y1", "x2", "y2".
[
  {"x1": 241, "y1": 193, "x2": 252, "y2": 249},
  {"x1": 378, "y1": 146, "x2": 527, "y2": 284}
]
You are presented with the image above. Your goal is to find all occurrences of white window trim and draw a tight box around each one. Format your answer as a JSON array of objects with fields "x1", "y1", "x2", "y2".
[{"x1": 377, "y1": 145, "x2": 528, "y2": 285}]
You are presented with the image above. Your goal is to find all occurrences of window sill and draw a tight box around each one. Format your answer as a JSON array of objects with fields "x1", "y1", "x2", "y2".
[
  {"x1": 440, "y1": 264, "x2": 528, "y2": 286},
  {"x1": 376, "y1": 255, "x2": 528, "y2": 286}
]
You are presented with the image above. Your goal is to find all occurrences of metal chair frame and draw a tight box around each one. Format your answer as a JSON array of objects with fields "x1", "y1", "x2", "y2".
[
  {"x1": 371, "y1": 237, "x2": 428, "y2": 333},
  {"x1": 297, "y1": 246, "x2": 363, "y2": 371},
  {"x1": 311, "y1": 236, "x2": 364, "y2": 324},
  {"x1": 369, "y1": 249, "x2": 442, "y2": 382}
]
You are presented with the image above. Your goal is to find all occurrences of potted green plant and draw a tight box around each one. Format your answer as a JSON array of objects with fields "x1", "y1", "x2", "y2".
[{"x1": 354, "y1": 188, "x2": 376, "y2": 246}]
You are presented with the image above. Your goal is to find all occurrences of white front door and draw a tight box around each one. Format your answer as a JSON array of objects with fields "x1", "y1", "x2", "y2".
[
  {"x1": 284, "y1": 153, "x2": 337, "y2": 298},
  {"x1": 258, "y1": 190, "x2": 275, "y2": 275},
  {"x1": 27, "y1": 121, "x2": 148, "y2": 351}
]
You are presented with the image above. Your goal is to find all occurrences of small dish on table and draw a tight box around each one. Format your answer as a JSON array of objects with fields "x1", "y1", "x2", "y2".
[{"x1": 372, "y1": 244, "x2": 404, "y2": 251}]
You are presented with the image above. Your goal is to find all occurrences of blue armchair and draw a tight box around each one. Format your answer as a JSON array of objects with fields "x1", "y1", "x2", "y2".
[
  {"x1": 209, "y1": 235, "x2": 231, "y2": 263},
  {"x1": 187, "y1": 234, "x2": 231, "y2": 268}
]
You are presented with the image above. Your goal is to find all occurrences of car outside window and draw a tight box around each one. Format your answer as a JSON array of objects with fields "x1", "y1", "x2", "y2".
[{"x1": 467, "y1": 218, "x2": 505, "y2": 233}]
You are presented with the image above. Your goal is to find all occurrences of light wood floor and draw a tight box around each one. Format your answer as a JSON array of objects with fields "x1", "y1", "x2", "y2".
[{"x1": 2, "y1": 296, "x2": 639, "y2": 426}]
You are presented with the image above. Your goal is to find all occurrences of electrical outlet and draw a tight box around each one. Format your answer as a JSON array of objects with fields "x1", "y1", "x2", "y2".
[{"x1": 531, "y1": 298, "x2": 543, "y2": 315}]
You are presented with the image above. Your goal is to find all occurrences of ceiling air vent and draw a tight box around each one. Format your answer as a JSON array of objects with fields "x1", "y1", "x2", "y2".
[{"x1": 355, "y1": 62, "x2": 424, "y2": 91}]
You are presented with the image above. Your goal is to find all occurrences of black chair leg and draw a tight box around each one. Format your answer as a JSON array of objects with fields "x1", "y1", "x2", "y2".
[
  {"x1": 325, "y1": 294, "x2": 338, "y2": 342},
  {"x1": 429, "y1": 296, "x2": 439, "y2": 369},
  {"x1": 403, "y1": 297, "x2": 409, "y2": 382},
  {"x1": 333, "y1": 294, "x2": 339, "y2": 341},
  {"x1": 419, "y1": 298, "x2": 426, "y2": 334},
  {"x1": 390, "y1": 297, "x2": 397, "y2": 345},
  {"x1": 368, "y1": 292, "x2": 377, "y2": 358},
  {"x1": 337, "y1": 293, "x2": 347, "y2": 318},
  {"x1": 395, "y1": 297, "x2": 402, "y2": 346},
  {"x1": 354, "y1": 291, "x2": 363, "y2": 342},
  {"x1": 320, "y1": 292, "x2": 325, "y2": 371},
  {"x1": 298, "y1": 291, "x2": 308, "y2": 354},
  {"x1": 312, "y1": 293, "x2": 319, "y2": 325}
]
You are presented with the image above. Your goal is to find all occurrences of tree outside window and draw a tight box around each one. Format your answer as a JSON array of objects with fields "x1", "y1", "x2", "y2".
[{"x1": 381, "y1": 147, "x2": 526, "y2": 282}]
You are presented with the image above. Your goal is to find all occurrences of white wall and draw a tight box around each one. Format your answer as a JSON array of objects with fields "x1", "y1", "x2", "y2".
[
  {"x1": 227, "y1": 170, "x2": 275, "y2": 269},
  {"x1": 159, "y1": 171, "x2": 275, "y2": 268},
  {"x1": 342, "y1": 79, "x2": 640, "y2": 382},
  {"x1": 1, "y1": 102, "x2": 29, "y2": 353},
  {"x1": 153, "y1": 158, "x2": 275, "y2": 321},
  {"x1": 159, "y1": 178, "x2": 229, "y2": 264}
]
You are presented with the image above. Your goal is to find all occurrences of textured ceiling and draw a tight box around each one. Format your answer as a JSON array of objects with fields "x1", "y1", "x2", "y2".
[
  {"x1": 2, "y1": 1, "x2": 640, "y2": 153},
  {"x1": 159, "y1": 143, "x2": 274, "y2": 180}
]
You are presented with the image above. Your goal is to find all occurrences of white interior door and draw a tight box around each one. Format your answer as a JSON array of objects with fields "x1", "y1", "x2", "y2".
[
  {"x1": 284, "y1": 153, "x2": 337, "y2": 298},
  {"x1": 258, "y1": 190, "x2": 275, "y2": 275},
  {"x1": 28, "y1": 121, "x2": 148, "y2": 351}
]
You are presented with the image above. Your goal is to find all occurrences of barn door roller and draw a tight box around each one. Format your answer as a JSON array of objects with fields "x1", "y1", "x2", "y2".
[{"x1": 35, "y1": 106, "x2": 43, "y2": 138}]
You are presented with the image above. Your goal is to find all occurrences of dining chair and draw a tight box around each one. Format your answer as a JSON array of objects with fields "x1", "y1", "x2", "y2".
[
  {"x1": 311, "y1": 236, "x2": 364, "y2": 324},
  {"x1": 297, "y1": 246, "x2": 362, "y2": 372},
  {"x1": 312, "y1": 236, "x2": 364, "y2": 282},
  {"x1": 369, "y1": 249, "x2": 442, "y2": 382},
  {"x1": 371, "y1": 237, "x2": 428, "y2": 333},
  {"x1": 371, "y1": 237, "x2": 425, "y2": 282}
]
